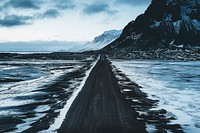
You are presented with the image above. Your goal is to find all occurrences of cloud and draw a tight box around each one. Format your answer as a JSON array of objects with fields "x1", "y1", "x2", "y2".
[
  {"x1": 0, "y1": 0, "x2": 125, "y2": 28},
  {"x1": 0, "y1": 8, "x2": 62, "y2": 27},
  {"x1": 42, "y1": 9, "x2": 60, "y2": 18},
  {"x1": 83, "y1": 2, "x2": 117, "y2": 15},
  {"x1": 115, "y1": 0, "x2": 151, "y2": 6},
  {"x1": 0, "y1": 15, "x2": 32, "y2": 27},
  {"x1": 0, "y1": 0, "x2": 77, "y2": 28},
  {"x1": 2, "y1": 0, "x2": 76, "y2": 10},
  {"x1": 55, "y1": 0, "x2": 75, "y2": 10},
  {"x1": 4, "y1": 0, "x2": 40, "y2": 9}
]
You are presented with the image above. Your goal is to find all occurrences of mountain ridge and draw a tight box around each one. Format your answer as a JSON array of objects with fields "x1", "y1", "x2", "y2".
[
  {"x1": 103, "y1": 0, "x2": 200, "y2": 51},
  {"x1": 69, "y1": 30, "x2": 122, "y2": 52}
]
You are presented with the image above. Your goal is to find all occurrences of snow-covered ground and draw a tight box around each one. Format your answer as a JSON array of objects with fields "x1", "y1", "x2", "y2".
[
  {"x1": 112, "y1": 60, "x2": 200, "y2": 133},
  {"x1": 0, "y1": 58, "x2": 97, "y2": 132}
]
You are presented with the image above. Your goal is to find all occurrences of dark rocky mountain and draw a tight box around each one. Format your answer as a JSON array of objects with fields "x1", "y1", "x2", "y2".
[{"x1": 103, "y1": 0, "x2": 200, "y2": 51}]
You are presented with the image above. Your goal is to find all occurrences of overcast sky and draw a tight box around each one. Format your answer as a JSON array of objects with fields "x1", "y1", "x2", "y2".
[{"x1": 0, "y1": 0, "x2": 151, "y2": 42}]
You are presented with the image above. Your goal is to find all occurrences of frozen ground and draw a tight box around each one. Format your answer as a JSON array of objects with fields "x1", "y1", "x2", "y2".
[
  {"x1": 0, "y1": 56, "x2": 97, "y2": 132},
  {"x1": 112, "y1": 60, "x2": 200, "y2": 133}
]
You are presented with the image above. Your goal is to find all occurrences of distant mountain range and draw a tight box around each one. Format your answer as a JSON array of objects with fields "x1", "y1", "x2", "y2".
[
  {"x1": 69, "y1": 30, "x2": 122, "y2": 52},
  {"x1": 0, "y1": 30, "x2": 122, "y2": 53},
  {"x1": 0, "y1": 41, "x2": 85, "y2": 52},
  {"x1": 103, "y1": 0, "x2": 200, "y2": 51}
]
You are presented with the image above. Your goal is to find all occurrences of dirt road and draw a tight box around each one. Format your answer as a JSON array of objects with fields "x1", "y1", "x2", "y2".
[{"x1": 58, "y1": 56, "x2": 146, "y2": 133}]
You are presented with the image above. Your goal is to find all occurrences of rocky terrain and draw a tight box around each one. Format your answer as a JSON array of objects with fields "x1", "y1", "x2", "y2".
[
  {"x1": 104, "y1": 48, "x2": 200, "y2": 60},
  {"x1": 103, "y1": 0, "x2": 200, "y2": 52}
]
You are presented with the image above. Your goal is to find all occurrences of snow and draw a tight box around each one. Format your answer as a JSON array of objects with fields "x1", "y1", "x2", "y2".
[
  {"x1": 0, "y1": 67, "x2": 75, "y2": 102},
  {"x1": 175, "y1": 44, "x2": 184, "y2": 48},
  {"x1": 103, "y1": 30, "x2": 121, "y2": 35},
  {"x1": 154, "y1": 21, "x2": 161, "y2": 27},
  {"x1": 132, "y1": 33, "x2": 142, "y2": 40},
  {"x1": 192, "y1": 19, "x2": 200, "y2": 31},
  {"x1": 9, "y1": 114, "x2": 46, "y2": 133},
  {"x1": 0, "y1": 60, "x2": 83, "y2": 132},
  {"x1": 163, "y1": 13, "x2": 172, "y2": 21},
  {"x1": 112, "y1": 60, "x2": 200, "y2": 133},
  {"x1": 146, "y1": 124, "x2": 157, "y2": 133},
  {"x1": 173, "y1": 21, "x2": 181, "y2": 34},
  {"x1": 180, "y1": 6, "x2": 191, "y2": 21},
  {"x1": 81, "y1": 30, "x2": 122, "y2": 51},
  {"x1": 69, "y1": 30, "x2": 122, "y2": 52},
  {"x1": 34, "y1": 105, "x2": 51, "y2": 113}
]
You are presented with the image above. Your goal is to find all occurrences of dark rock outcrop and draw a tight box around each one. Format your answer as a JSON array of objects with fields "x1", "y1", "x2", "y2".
[{"x1": 103, "y1": 0, "x2": 200, "y2": 51}]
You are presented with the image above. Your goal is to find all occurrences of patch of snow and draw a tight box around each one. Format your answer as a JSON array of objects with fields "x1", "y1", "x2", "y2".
[
  {"x1": 133, "y1": 33, "x2": 142, "y2": 40},
  {"x1": 173, "y1": 21, "x2": 181, "y2": 34},
  {"x1": 176, "y1": 44, "x2": 184, "y2": 48},
  {"x1": 34, "y1": 105, "x2": 51, "y2": 113},
  {"x1": 163, "y1": 13, "x2": 172, "y2": 21},
  {"x1": 192, "y1": 19, "x2": 200, "y2": 31},
  {"x1": 180, "y1": 6, "x2": 191, "y2": 21},
  {"x1": 154, "y1": 21, "x2": 161, "y2": 27},
  {"x1": 9, "y1": 114, "x2": 46, "y2": 133},
  {"x1": 170, "y1": 40, "x2": 175, "y2": 45},
  {"x1": 146, "y1": 124, "x2": 157, "y2": 133}
]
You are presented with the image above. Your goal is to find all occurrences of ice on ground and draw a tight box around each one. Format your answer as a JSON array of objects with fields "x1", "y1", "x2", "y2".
[
  {"x1": 34, "y1": 105, "x2": 51, "y2": 113},
  {"x1": 9, "y1": 114, "x2": 46, "y2": 133},
  {"x1": 0, "y1": 59, "x2": 86, "y2": 132},
  {"x1": 112, "y1": 60, "x2": 200, "y2": 133}
]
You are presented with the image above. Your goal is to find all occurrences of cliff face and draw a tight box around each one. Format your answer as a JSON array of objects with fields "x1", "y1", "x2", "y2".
[{"x1": 104, "y1": 0, "x2": 200, "y2": 51}]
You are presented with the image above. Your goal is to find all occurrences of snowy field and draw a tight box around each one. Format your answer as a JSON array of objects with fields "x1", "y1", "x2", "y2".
[
  {"x1": 112, "y1": 60, "x2": 200, "y2": 133},
  {"x1": 0, "y1": 57, "x2": 96, "y2": 132}
]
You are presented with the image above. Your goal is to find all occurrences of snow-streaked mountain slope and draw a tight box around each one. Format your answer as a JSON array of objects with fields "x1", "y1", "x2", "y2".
[
  {"x1": 103, "y1": 0, "x2": 200, "y2": 51},
  {"x1": 82, "y1": 30, "x2": 122, "y2": 51},
  {"x1": 69, "y1": 30, "x2": 122, "y2": 52}
]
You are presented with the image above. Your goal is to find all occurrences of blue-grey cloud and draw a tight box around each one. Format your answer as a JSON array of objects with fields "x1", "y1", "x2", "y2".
[
  {"x1": 0, "y1": 0, "x2": 128, "y2": 27},
  {"x1": 55, "y1": 0, "x2": 75, "y2": 10},
  {"x1": 4, "y1": 0, "x2": 40, "y2": 9},
  {"x1": 0, "y1": 9, "x2": 62, "y2": 27},
  {"x1": 0, "y1": 0, "x2": 77, "y2": 27},
  {"x1": 0, "y1": 15, "x2": 32, "y2": 27},
  {"x1": 83, "y1": 2, "x2": 117, "y2": 15},
  {"x1": 42, "y1": 9, "x2": 60, "y2": 18},
  {"x1": 115, "y1": 0, "x2": 151, "y2": 6},
  {"x1": 2, "y1": 0, "x2": 75, "y2": 10}
]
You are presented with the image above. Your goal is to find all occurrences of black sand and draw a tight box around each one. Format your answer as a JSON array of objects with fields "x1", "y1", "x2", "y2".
[
  {"x1": 58, "y1": 56, "x2": 146, "y2": 133},
  {"x1": 0, "y1": 53, "x2": 184, "y2": 132}
]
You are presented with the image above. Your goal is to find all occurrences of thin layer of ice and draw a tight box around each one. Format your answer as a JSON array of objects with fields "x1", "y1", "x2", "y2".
[
  {"x1": 0, "y1": 60, "x2": 83, "y2": 132},
  {"x1": 112, "y1": 60, "x2": 200, "y2": 133},
  {"x1": 9, "y1": 114, "x2": 46, "y2": 133},
  {"x1": 34, "y1": 105, "x2": 51, "y2": 113}
]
